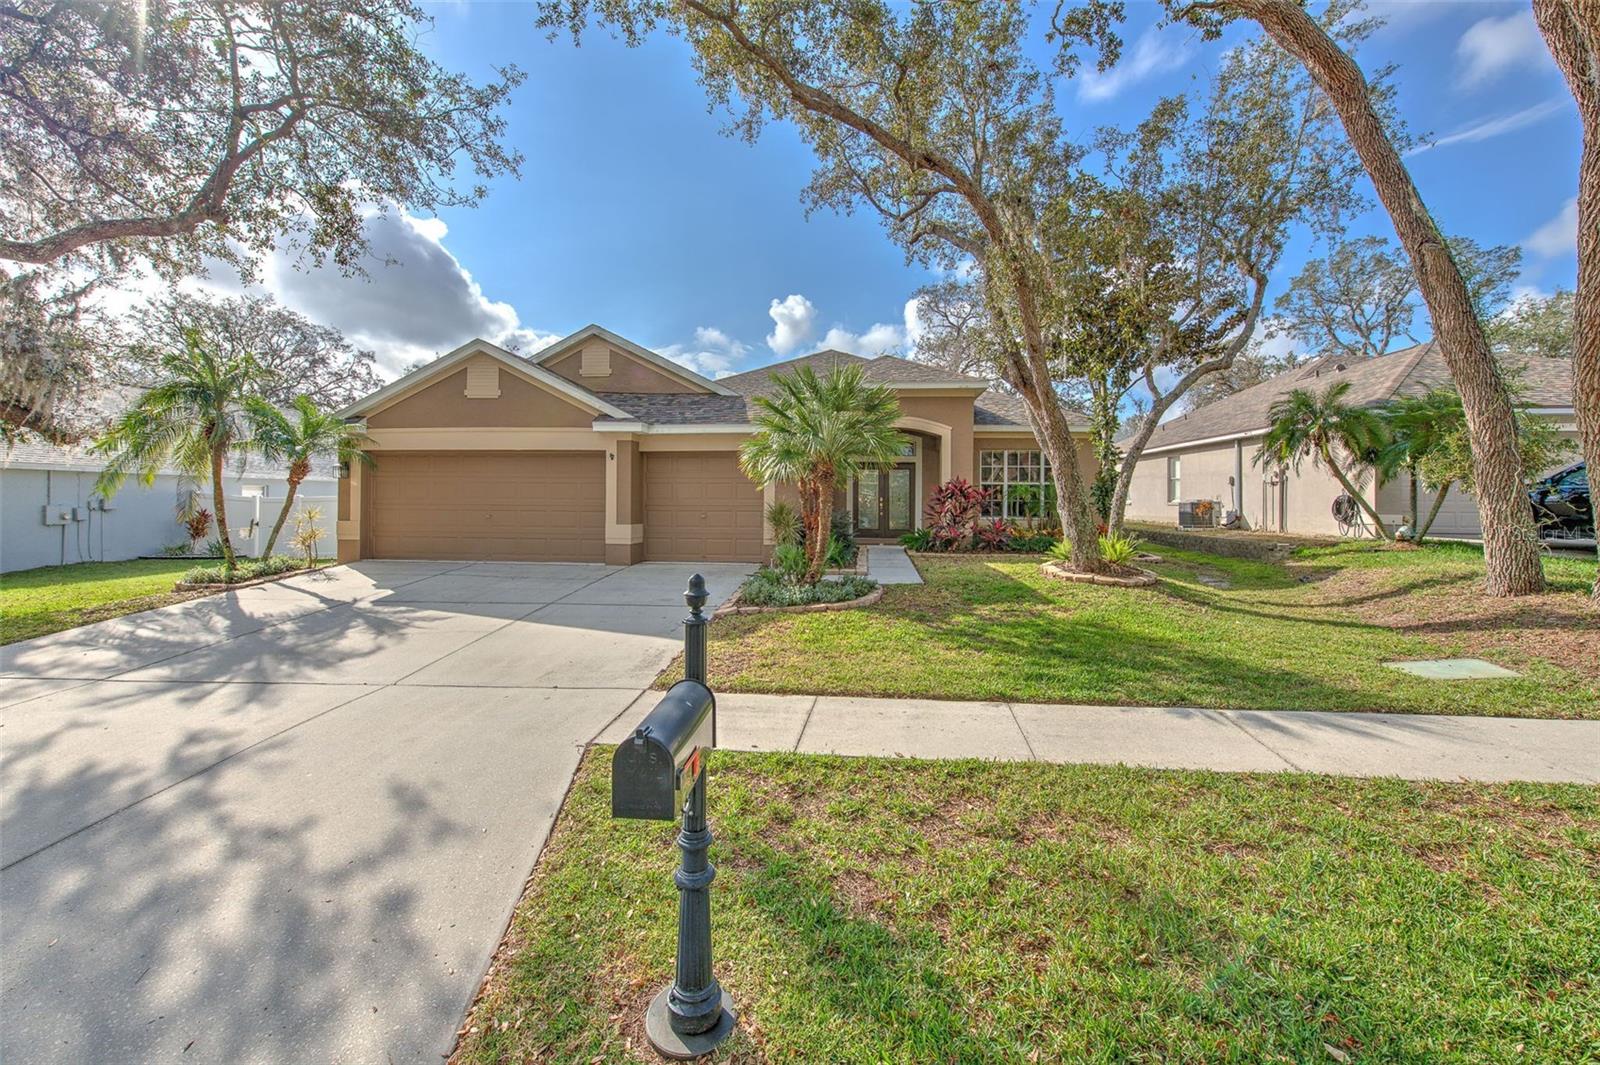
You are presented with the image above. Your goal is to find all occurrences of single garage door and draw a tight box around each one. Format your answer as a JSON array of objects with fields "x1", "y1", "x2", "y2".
[
  {"x1": 643, "y1": 451, "x2": 765, "y2": 562},
  {"x1": 364, "y1": 451, "x2": 605, "y2": 561}
]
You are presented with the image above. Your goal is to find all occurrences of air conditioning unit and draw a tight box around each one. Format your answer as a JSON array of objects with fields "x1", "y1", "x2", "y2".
[{"x1": 1178, "y1": 499, "x2": 1218, "y2": 529}]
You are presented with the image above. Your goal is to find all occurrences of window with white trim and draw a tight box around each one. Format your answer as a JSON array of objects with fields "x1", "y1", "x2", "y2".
[
  {"x1": 977, "y1": 449, "x2": 1056, "y2": 522},
  {"x1": 1167, "y1": 456, "x2": 1182, "y2": 504}
]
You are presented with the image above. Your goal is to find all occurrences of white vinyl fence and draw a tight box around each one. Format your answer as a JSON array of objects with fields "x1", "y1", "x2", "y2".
[{"x1": 226, "y1": 493, "x2": 338, "y2": 560}]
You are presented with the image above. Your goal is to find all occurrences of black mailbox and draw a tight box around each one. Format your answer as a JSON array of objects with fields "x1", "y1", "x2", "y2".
[{"x1": 612, "y1": 679, "x2": 716, "y2": 821}]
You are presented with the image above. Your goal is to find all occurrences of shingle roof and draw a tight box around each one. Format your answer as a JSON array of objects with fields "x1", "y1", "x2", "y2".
[
  {"x1": 718, "y1": 350, "x2": 989, "y2": 397},
  {"x1": 972, "y1": 388, "x2": 1091, "y2": 431},
  {"x1": 593, "y1": 393, "x2": 753, "y2": 426},
  {"x1": 1140, "y1": 342, "x2": 1575, "y2": 453}
]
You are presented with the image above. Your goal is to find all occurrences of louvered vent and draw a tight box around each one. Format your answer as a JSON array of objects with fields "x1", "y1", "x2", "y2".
[{"x1": 464, "y1": 363, "x2": 500, "y2": 398}]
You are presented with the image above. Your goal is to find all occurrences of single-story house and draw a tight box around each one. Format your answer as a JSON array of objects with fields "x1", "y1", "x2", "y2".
[
  {"x1": 1, "y1": 430, "x2": 337, "y2": 573},
  {"x1": 333, "y1": 324, "x2": 1093, "y2": 564},
  {"x1": 1123, "y1": 341, "x2": 1579, "y2": 538}
]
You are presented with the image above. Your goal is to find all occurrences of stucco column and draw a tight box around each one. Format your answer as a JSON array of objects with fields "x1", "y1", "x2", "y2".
[
  {"x1": 606, "y1": 436, "x2": 645, "y2": 565},
  {"x1": 336, "y1": 460, "x2": 363, "y2": 563}
]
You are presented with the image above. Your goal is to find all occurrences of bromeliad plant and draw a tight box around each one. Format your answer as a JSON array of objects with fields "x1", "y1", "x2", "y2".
[{"x1": 740, "y1": 364, "x2": 906, "y2": 583}]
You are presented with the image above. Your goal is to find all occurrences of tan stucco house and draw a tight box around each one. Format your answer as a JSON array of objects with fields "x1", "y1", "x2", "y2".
[
  {"x1": 334, "y1": 324, "x2": 1091, "y2": 564},
  {"x1": 1123, "y1": 342, "x2": 1578, "y2": 539}
]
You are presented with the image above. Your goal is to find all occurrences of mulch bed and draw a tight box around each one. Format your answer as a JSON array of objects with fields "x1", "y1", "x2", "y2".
[
  {"x1": 715, "y1": 583, "x2": 885, "y2": 616},
  {"x1": 173, "y1": 562, "x2": 334, "y2": 592}
]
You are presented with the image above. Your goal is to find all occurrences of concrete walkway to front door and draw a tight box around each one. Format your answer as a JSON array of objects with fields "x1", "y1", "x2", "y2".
[
  {"x1": 864, "y1": 545, "x2": 923, "y2": 584},
  {"x1": 600, "y1": 693, "x2": 1600, "y2": 784}
]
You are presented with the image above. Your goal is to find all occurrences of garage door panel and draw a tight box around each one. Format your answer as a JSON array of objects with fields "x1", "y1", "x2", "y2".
[
  {"x1": 365, "y1": 451, "x2": 604, "y2": 561},
  {"x1": 643, "y1": 452, "x2": 765, "y2": 562}
]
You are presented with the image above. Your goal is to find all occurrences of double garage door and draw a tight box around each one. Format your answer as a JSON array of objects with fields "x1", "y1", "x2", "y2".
[{"x1": 363, "y1": 450, "x2": 763, "y2": 562}]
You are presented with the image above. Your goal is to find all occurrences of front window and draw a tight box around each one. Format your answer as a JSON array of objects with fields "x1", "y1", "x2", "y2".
[
  {"x1": 978, "y1": 449, "x2": 1056, "y2": 523},
  {"x1": 1167, "y1": 456, "x2": 1182, "y2": 504}
]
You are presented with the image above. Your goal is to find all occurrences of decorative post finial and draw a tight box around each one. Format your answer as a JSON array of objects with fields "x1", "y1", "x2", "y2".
[{"x1": 685, "y1": 573, "x2": 708, "y2": 618}]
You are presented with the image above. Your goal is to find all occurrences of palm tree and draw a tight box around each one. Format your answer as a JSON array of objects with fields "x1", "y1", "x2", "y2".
[
  {"x1": 94, "y1": 329, "x2": 262, "y2": 576},
  {"x1": 1255, "y1": 380, "x2": 1394, "y2": 539},
  {"x1": 248, "y1": 395, "x2": 373, "y2": 557},
  {"x1": 740, "y1": 365, "x2": 906, "y2": 582},
  {"x1": 1378, "y1": 389, "x2": 1465, "y2": 542}
]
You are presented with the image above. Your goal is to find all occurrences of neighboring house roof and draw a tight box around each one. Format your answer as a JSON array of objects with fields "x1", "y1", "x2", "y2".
[
  {"x1": 2, "y1": 384, "x2": 334, "y2": 480},
  {"x1": 1139, "y1": 341, "x2": 1576, "y2": 455},
  {"x1": 718, "y1": 350, "x2": 991, "y2": 396},
  {"x1": 970, "y1": 388, "x2": 1092, "y2": 432}
]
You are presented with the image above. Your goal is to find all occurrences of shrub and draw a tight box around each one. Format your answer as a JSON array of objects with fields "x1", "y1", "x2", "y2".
[
  {"x1": 924, "y1": 478, "x2": 991, "y2": 550},
  {"x1": 765, "y1": 500, "x2": 801, "y2": 547},
  {"x1": 290, "y1": 505, "x2": 324, "y2": 569},
  {"x1": 975, "y1": 518, "x2": 1013, "y2": 550},
  {"x1": 798, "y1": 510, "x2": 858, "y2": 567},
  {"x1": 1046, "y1": 539, "x2": 1074, "y2": 561},
  {"x1": 825, "y1": 533, "x2": 855, "y2": 569},
  {"x1": 741, "y1": 571, "x2": 877, "y2": 607},
  {"x1": 771, "y1": 542, "x2": 808, "y2": 582},
  {"x1": 899, "y1": 527, "x2": 933, "y2": 551},
  {"x1": 1008, "y1": 530, "x2": 1057, "y2": 553},
  {"x1": 182, "y1": 554, "x2": 307, "y2": 585},
  {"x1": 184, "y1": 508, "x2": 213, "y2": 546},
  {"x1": 1098, "y1": 532, "x2": 1141, "y2": 566},
  {"x1": 200, "y1": 537, "x2": 226, "y2": 558}
]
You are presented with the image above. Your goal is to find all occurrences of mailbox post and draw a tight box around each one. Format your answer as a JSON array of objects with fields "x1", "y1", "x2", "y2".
[{"x1": 611, "y1": 575, "x2": 735, "y2": 1059}]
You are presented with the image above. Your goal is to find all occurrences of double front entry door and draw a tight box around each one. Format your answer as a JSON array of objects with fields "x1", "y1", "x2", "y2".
[{"x1": 854, "y1": 464, "x2": 915, "y2": 539}]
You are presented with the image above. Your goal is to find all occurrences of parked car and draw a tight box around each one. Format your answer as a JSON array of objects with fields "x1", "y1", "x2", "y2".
[{"x1": 1529, "y1": 462, "x2": 1592, "y2": 540}]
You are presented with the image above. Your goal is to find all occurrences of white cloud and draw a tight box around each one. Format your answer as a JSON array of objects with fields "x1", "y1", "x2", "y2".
[
  {"x1": 1457, "y1": 10, "x2": 1549, "y2": 87},
  {"x1": 819, "y1": 321, "x2": 905, "y2": 356},
  {"x1": 1524, "y1": 197, "x2": 1579, "y2": 258},
  {"x1": 657, "y1": 325, "x2": 750, "y2": 379},
  {"x1": 765, "y1": 294, "x2": 818, "y2": 355},
  {"x1": 1078, "y1": 27, "x2": 1192, "y2": 103},
  {"x1": 1405, "y1": 98, "x2": 1566, "y2": 155}
]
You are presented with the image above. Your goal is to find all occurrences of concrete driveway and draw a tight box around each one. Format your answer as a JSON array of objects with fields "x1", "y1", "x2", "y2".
[{"x1": 0, "y1": 559, "x2": 753, "y2": 1064}]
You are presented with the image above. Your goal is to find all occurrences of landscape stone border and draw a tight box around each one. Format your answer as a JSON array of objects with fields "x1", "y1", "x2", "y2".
[
  {"x1": 714, "y1": 583, "x2": 885, "y2": 617},
  {"x1": 1039, "y1": 560, "x2": 1159, "y2": 588}
]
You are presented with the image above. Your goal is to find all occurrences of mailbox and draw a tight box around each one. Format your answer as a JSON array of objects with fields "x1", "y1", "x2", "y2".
[{"x1": 611, "y1": 679, "x2": 716, "y2": 821}]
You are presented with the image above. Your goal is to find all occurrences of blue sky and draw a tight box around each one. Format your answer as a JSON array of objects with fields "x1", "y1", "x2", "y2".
[{"x1": 234, "y1": 1, "x2": 1582, "y2": 382}]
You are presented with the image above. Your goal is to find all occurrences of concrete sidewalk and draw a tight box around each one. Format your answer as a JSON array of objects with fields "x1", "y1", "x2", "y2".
[{"x1": 599, "y1": 693, "x2": 1600, "y2": 784}]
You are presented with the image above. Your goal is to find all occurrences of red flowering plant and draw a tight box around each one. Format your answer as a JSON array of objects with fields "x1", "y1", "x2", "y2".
[
  {"x1": 924, "y1": 478, "x2": 993, "y2": 551},
  {"x1": 976, "y1": 518, "x2": 1014, "y2": 550}
]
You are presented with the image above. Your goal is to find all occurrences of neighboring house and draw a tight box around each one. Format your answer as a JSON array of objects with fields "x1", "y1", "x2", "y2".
[
  {"x1": 1123, "y1": 342, "x2": 1578, "y2": 539},
  {"x1": 333, "y1": 324, "x2": 1093, "y2": 564},
  {"x1": 2, "y1": 388, "x2": 338, "y2": 573}
]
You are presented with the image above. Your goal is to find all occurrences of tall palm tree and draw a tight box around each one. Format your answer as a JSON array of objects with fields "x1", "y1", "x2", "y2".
[
  {"x1": 248, "y1": 395, "x2": 373, "y2": 557},
  {"x1": 1378, "y1": 389, "x2": 1465, "y2": 542},
  {"x1": 94, "y1": 329, "x2": 262, "y2": 575},
  {"x1": 1255, "y1": 380, "x2": 1394, "y2": 539},
  {"x1": 740, "y1": 364, "x2": 906, "y2": 582}
]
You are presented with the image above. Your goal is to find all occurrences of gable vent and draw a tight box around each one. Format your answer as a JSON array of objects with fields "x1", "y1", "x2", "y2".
[
  {"x1": 464, "y1": 363, "x2": 501, "y2": 398},
  {"x1": 580, "y1": 347, "x2": 613, "y2": 378}
]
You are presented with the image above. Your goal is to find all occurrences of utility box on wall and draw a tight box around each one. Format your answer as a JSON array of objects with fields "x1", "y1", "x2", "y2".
[{"x1": 41, "y1": 505, "x2": 71, "y2": 526}]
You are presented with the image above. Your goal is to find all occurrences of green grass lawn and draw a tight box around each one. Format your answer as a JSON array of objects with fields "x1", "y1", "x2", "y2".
[
  {"x1": 665, "y1": 542, "x2": 1599, "y2": 719},
  {"x1": 457, "y1": 751, "x2": 1600, "y2": 1064},
  {"x1": 0, "y1": 558, "x2": 208, "y2": 644}
]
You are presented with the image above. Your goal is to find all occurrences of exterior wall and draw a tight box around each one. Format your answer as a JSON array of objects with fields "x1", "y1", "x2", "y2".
[
  {"x1": 896, "y1": 394, "x2": 976, "y2": 486},
  {"x1": 543, "y1": 340, "x2": 700, "y2": 394},
  {"x1": 367, "y1": 356, "x2": 595, "y2": 429},
  {"x1": 1126, "y1": 439, "x2": 1250, "y2": 527},
  {"x1": 1, "y1": 467, "x2": 334, "y2": 573},
  {"x1": 605, "y1": 437, "x2": 646, "y2": 565}
]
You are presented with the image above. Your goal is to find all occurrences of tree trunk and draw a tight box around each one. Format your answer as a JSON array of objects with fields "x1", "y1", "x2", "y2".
[
  {"x1": 261, "y1": 459, "x2": 309, "y2": 558},
  {"x1": 210, "y1": 446, "x2": 237, "y2": 576},
  {"x1": 1417, "y1": 482, "x2": 1453, "y2": 542},
  {"x1": 1323, "y1": 445, "x2": 1391, "y2": 539},
  {"x1": 1237, "y1": 0, "x2": 1545, "y2": 595},
  {"x1": 1533, "y1": 0, "x2": 1600, "y2": 599},
  {"x1": 1015, "y1": 375, "x2": 1107, "y2": 572},
  {"x1": 808, "y1": 468, "x2": 836, "y2": 584},
  {"x1": 1407, "y1": 462, "x2": 1420, "y2": 534}
]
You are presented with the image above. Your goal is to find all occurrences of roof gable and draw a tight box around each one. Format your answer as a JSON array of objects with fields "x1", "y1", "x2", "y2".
[
  {"x1": 338, "y1": 339, "x2": 633, "y2": 421},
  {"x1": 720, "y1": 350, "x2": 990, "y2": 396},
  {"x1": 530, "y1": 324, "x2": 736, "y2": 397}
]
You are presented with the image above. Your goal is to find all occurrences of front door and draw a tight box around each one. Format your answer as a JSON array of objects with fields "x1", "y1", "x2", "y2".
[{"x1": 854, "y1": 465, "x2": 915, "y2": 539}]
